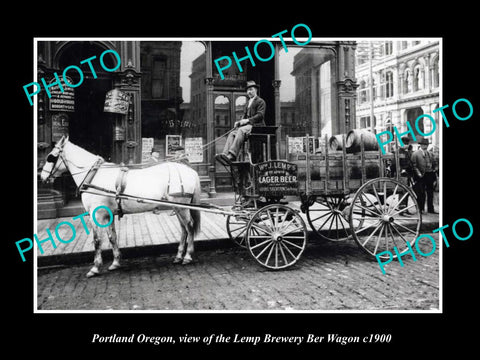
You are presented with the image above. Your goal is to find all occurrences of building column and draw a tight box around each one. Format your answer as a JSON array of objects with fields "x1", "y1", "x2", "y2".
[
  {"x1": 37, "y1": 45, "x2": 50, "y2": 164},
  {"x1": 113, "y1": 41, "x2": 142, "y2": 164},
  {"x1": 424, "y1": 54, "x2": 431, "y2": 93},
  {"x1": 398, "y1": 73, "x2": 404, "y2": 98},
  {"x1": 273, "y1": 79, "x2": 281, "y2": 157},
  {"x1": 273, "y1": 43, "x2": 282, "y2": 158},
  {"x1": 205, "y1": 42, "x2": 217, "y2": 196},
  {"x1": 420, "y1": 104, "x2": 431, "y2": 116},
  {"x1": 336, "y1": 42, "x2": 358, "y2": 134}
]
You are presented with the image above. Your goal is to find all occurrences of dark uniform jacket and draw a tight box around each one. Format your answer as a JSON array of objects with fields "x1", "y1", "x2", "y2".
[
  {"x1": 411, "y1": 149, "x2": 437, "y2": 178},
  {"x1": 243, "y1": 96, "x2": 266, "y2": 126}
]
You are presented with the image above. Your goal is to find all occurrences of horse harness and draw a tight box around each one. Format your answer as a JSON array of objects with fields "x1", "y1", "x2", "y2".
[
  {"x1": 46, "y1": 139, "x2": 195, "y2": 219},
  {"x1": 79, "y1": 160, "x2": 193, "y2": 219},
  {"x1": 165, "y1": 162, "x2": 187, "y2": 197},
  {"x1": 78, "y1": 158, "x2": 105, "y2": 194}
]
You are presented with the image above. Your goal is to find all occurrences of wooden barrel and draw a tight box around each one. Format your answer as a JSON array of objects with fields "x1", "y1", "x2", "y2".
[
  {"x1": 326, "y1": 157, "x2": 345, "y2": 179},
  {"x1": 328, "y1": 134, "x2": 345, "y2": 151},
  {"x1": 345, "y1": 129, "x2": 378, "y2": 153},
  {"x1": 308, "y1": 156, "x2": 345, "y2": 180}
]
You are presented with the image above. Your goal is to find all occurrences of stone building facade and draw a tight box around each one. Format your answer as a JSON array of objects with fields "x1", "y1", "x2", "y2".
[{"x1": 355, "y1": 40, "x2": 440, "y2": 152}]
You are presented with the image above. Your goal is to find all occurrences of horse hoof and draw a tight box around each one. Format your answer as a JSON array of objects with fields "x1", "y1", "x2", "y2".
[
  {"x1": 182, "y1": 258, "x2": 193, "y2": 265},
  {"x1": 173, "y1": 257, "x2": 183, "y2": 264},
  {"x1": 108, "y1": 263, "x2": 121, "y2": 271},
  {"x1": 86, "y1": 270, "x2": 99, "y2": 278}
]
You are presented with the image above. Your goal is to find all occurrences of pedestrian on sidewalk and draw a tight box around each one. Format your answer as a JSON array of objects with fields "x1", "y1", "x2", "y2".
[{"x1": 411, "y1": 138, "x2": 438, "y2": 214}]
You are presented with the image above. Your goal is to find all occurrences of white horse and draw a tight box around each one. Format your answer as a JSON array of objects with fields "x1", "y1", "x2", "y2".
[{"x1": 40, "y1": 136, "x2": 202, "y2": 277}]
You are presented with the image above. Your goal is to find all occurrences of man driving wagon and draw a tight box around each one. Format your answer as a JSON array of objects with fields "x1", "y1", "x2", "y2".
[{"x1": 215, "y1": 80, "x2": 266, "y2": 165}]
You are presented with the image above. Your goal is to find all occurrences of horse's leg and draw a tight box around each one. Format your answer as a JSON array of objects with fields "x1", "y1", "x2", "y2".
[
  {"x1": 87, "y1": 227, "x2": 103, "y2": 278},
  {"x1": 173, "y1": 226, "x2": 187, "y2": 264},
  {"x1": 107, "y1": 221, "x2": 121, "y2": 271},
  {"x1": 182, "y1": 210, "x2": 195, "y2": 265},
  {"x1": 173, "y1": 210, "x2": 187, "y2": 264}
]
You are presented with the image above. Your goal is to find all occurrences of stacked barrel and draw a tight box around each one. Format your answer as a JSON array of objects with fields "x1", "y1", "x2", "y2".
[{"x1": 288, "y1": 129, "x2": 382, "y2": 194}]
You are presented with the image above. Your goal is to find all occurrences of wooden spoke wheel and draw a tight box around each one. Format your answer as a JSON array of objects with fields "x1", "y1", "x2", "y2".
[
  {"x1": 246, "y1": 204, "x2": 307, "y2": 270},
  {"x1": 306, "y1": 195, "x2": 353, "y2": 241},
  {"x1": 226, "y1": 214, "x2": 251, "y2": 248},
  {"x1": 349, "y1": 177, "x2": 422, "y2": 259}
]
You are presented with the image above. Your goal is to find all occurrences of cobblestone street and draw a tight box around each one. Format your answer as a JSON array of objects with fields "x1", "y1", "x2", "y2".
[{"x1": 36, "y1": 232, "x2": 440, "y2": 311}]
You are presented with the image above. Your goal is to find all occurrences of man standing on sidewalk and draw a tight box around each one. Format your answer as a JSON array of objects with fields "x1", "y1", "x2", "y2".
[
  {"x1": 215, "y1": 80, "x2": 266, "y2": 165},
  {"x1": 411, "y1": 138, "x2": 438, "y2": 214}
]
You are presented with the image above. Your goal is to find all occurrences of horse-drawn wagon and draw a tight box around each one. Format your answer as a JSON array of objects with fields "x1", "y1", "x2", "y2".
[
  {"x1": 40, "y1": 129, "x2": 421, "y2": 276},
  {"x1": 224, "y1": 126, "x2": 421, "y2": 270}
]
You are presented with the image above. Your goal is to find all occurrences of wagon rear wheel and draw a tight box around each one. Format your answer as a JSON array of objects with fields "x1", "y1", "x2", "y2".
[
  {"x1": 306, "y1": 195, "x2": 352, "y2": 241},
  {"x1": 246, "y1": 204, "x2": 307, "y2": 270},
  {"x1": 349, "y1": 177, "x2": 422, "y2": 259}
]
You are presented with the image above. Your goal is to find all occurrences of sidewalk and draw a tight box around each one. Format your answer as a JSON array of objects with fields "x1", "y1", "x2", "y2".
[{"x1": 36, "y1": 193, "x2": 440, "y2": 267}]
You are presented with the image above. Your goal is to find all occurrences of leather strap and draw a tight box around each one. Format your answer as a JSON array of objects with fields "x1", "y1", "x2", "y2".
[
  {"x1": 77, "y1": 158, "x2": 104, "y2": 195},
  {"x1": 114, "y1": 167, "x2": 129, "y2": 218}
]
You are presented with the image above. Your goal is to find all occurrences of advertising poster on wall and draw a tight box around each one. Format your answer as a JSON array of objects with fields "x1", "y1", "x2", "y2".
[
  {"x1": 184, "y1": 137, "x2": 203, "y2": 163},
  {"x1": 48, "y1": 77, "x2": 75, "y2": 112},
  {"x1": 166, "y1": 135, "x2": 182, "y2": 156},
  {"x1": 104, "y1": 89, "x2": 129, "y2": 115},
  {"x1": 141, "y1": 137, "x2": 154, "y2": 163}
]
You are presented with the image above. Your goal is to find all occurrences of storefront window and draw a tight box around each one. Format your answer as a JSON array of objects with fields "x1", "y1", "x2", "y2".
[
  {"x1": 214, "y1": 95, "x2": 230, "y2": 156},
  {"x1": 235, "y1": 96, "x2": 247, "y2": 121},
  {"x1": 140, "y1": 41, "x2": 206, "y2": 164}
]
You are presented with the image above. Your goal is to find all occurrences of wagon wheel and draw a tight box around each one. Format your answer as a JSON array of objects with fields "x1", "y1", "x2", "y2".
[
  {"x1": 306, "y1": 195, "x2": 353, "y2": 241},
  {"x1": 246, "y1": 204, "x2": 307, "y2": 270},
  {"x1": 226, "y1": 214, "x2": 250, "y2": 248},
  {"x1": 349, "y1": 177, "x2": 422, "y2": 259}
]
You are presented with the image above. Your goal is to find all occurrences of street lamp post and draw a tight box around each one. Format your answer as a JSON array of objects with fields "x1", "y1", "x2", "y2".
[{"x1": 369, "y1": 42, "x2": 375, "y2": 133}]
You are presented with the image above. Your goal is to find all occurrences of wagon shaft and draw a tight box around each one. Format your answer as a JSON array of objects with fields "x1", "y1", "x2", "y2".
[{"x1": 81, "y1": 186, "x2": 246, "y2": 218}]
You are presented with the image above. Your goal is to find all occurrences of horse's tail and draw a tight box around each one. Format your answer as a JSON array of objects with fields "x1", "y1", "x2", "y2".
[{"x1": 190, "y1": 174, "x2": 202, "y2": 236}]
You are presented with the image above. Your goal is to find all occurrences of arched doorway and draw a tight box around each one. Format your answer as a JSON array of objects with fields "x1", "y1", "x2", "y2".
[
  {"x1": 55, "y1": 42, "x2": 118, "y2": 201},
  {"x1": 56, "y1": 42, "x2": 117, "y2": 161}
]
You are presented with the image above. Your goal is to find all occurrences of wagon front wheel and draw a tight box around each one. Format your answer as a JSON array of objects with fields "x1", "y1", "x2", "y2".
[
  {"x1": 349, "y1": 177, "x2": 422, "y2": 259},
  {"x1": 246, "y1": 204, "x2": 307, "y2": 270},
  {"x1": 226, "y1": 214, "x2": 250, "y2": 248}
]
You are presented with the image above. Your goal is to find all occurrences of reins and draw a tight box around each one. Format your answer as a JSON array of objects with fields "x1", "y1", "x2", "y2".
[
  {"x1": 198, "y1": 127, "x2": 236, "y2": 152},
  {"x1": 79, "y1": 127, "x2": 236, "y2": 169}
]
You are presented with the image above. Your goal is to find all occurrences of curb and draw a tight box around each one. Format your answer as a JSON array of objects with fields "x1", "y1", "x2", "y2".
[{"x1": 37, "y1": 237, "x2": 236, "y2": 269}]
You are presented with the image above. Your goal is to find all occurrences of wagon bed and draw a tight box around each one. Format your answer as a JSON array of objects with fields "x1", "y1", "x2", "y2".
[{"x1": 224, "y1": 129, "x2": 421, "y2": 270}]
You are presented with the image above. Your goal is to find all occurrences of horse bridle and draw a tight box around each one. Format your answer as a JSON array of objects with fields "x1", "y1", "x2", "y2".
[
  {"x1": 43, "y1": 142, "x2": 68, "y2": 181},
  {"x1": 43, "y1": 141, "x2": 105, "y2": 192}
]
